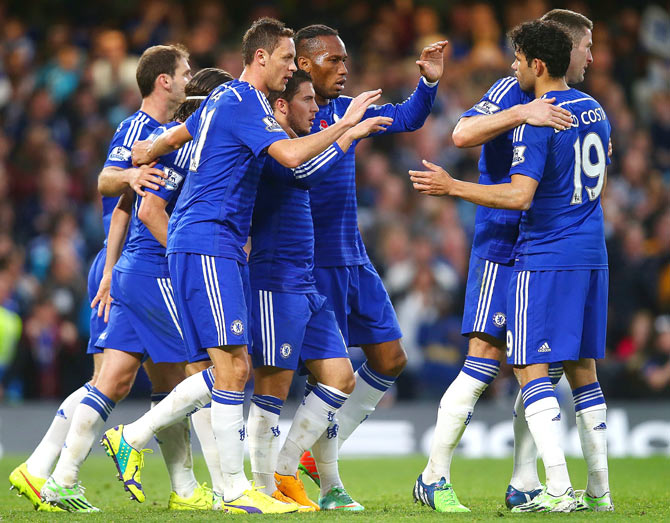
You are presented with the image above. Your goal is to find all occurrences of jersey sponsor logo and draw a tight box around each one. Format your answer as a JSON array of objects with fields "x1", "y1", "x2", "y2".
[
  {"x1": 538, "y1": 342, "x2": 551, "y2": 353},
  {"x1": 230, "y1": 319, "x2": 244, "y2": 336},
  {"x1": 108, "y1": 146, "x2": 131, "y2": 162},
  {"x1": 262, "y1": 115, "x2": 283, "y2": 132},
  {"x1": 319, "y1": 119, "x2": 329, "y2": 130},
  {"x1": 280, "y1": 343, "x2": 292, "y2": 359},
  {"x1": 492, "y1": 312, "x2": 506, "y2": 328},
  {"x1": 164, "y1": 167, "x2": 184, "y2": 191},
  {"x1": 511, "y1": 145, "x2": 526, "y2": 167},
  {"x1": 474, "y1": 100, "x2": 501, "y2": 114}
]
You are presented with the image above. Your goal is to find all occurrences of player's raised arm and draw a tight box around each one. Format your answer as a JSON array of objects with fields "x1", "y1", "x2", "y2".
[
  {"x1": 409, "y1": 159, "x2": 538, "y2": 210},
  {"x1": 132, "y1": 123, "x2": 193, "y2": 166},
  {"x1": 452, "y1": 97, "x2": 573, "y2": 148},
  {"x1": 268, "y1": 89, "x2": 382, "y2": 168}
]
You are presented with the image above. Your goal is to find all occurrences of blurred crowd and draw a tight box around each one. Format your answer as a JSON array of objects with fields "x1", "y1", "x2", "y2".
[{"x1": 1, "y1": 0, "x2": 669, "y2": 402}]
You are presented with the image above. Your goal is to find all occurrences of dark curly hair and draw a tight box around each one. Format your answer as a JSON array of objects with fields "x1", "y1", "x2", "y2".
[
  {"x1": 509, "y1": 20, "x2": 572, "y2": 79},
  {"x1": 173, "y1": 68, "x2": 233, "y2": 122}
]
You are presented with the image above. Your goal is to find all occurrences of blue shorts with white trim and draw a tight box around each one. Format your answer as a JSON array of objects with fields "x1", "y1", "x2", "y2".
[
  {"x1": 168, "y1": 253, "x2": 250, "y2": 361},
  {"x1": 95, "y1": 268, "x2": 187, "y2": 363},
  {"x1": 313, "y1": 262, "x2": 402, "y2": 347},
  {"x1": 506, "y1": 268, "x2": 608, "y2": 365},
  {"x1": 249, "y1": 290, "x2": 348, "y2": 371},
  {"x1": 86, "y1": 247, "x2": 107, "y2": 355},
  {"x1": 462, "y1": 251, "x2": 514, "y2": 342}
]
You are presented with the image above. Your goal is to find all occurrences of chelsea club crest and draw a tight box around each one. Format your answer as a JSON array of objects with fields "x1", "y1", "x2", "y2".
[
  {"x1": 492, "y1": 312, "x2": 506, "y2": 328},
  {"x1": 230, "y1": 320, "x2": 244, "y2": 336},
  {"x1": 280, "y1": 343, "x2": 292, "y2": 359}
]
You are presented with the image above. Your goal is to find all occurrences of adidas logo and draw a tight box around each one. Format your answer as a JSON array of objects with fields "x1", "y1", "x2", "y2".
[
  {"x1": 538, "y1": 342, "x2": 551, "y2": 353},
  {"x1": 593, "y1": 422, "x2": 607, "y2": 431},
  {"x1": 56, "y1": 409, "x2": 67, "y2": 420},
  {"x1": 552, "y1": 413, "x2": 561, "y2": 422}
]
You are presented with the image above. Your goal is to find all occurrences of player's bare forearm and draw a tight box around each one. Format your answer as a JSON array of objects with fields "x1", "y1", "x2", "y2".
[
  {"x1": 98, "y1": 166, "x2": 131, "y2": 197},
  {"x1": 138, "y1": 193, "x2": 169, "y2": 247},
  {"x1": 133, "y1": 124, "x2": 192, "y2": 166},
  {"x1": 452, "y1": 110, "x2": 524, "y2": 148},
  {"x1": 449, "y1": 178, "x2": 533, "y2": 210},
  {"x1": 103, "y1": 190, "x2": 133, "y2": 275},
  {"x1": 269, "y1": 119, "x2": 353, "y2": 168}
]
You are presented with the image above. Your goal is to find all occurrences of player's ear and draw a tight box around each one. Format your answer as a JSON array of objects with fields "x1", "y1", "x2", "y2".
[
  {"x1": 157, "y1": 73, "x2": 170, "y2": 91},
  {"x1": 275, "y1": 98, "x2": 288, "y2": 116},
  {"x1": 297, "y1": 56, "x2": 311, "y2": 73},
  {"x1": 256, "y1": 48, "x2": 267, "y2": 67}
]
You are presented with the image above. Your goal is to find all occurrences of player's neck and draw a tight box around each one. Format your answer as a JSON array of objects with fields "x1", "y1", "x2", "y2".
[
  {"x1": 139, "y1": 94, "x2": 173, "y2": 124},
  {"x1": 315, "y1": 92, "x2": 329, "y2": 106},
  {"x1": 239, "y1": 67, "x2": 269, "y2": 97},
  {"x1": 535, "y1": 76, "x2": 569, "y2": 99}
]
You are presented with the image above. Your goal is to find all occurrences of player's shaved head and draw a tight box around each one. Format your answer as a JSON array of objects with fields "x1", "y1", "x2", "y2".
[
  {"x1": 542, "y1": 9, "x2": 593, "y2": 45},
  {"x1": 295, "y1": 24, "x2": 339, "y2": 58}
]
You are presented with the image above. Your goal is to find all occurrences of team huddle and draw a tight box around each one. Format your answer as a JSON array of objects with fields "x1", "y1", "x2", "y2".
[{"x1": 9, "y1": 8, "x2": 613, "y2": 516}]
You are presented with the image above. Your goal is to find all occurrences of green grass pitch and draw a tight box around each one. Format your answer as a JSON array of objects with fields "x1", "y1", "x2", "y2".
[{"x1": 1, "y1": 455, "x2": 668, "y2": 521}]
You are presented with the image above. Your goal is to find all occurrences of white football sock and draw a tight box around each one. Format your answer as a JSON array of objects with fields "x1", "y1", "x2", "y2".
[
  {"x1": 576, "y1": 405, "x2": 609, "y2": 497},
  {"x1": 26, "y1": 383, "x2": 91, "y2": 478},
  {"x1": 276, "y1": 383, "x2": 348, "y2": 477},
  {"x1": 52, "y1": 386, "x2": 115, "y2": 487},
  {"x1": 247, "y1": 396, "x2": 283, "y2": 495},
  {"x1": 336, "y1": 363, "x2": 393, "y2": 446},
  {"x1": 422, "y1": 360, "x2": 499, "y2": 484},
  {"x1": 190, "y1": 405, "x2": 224, "y2": 495},
  {"x1": 151, "y1": 395, "x2": 198, "y2": 498},
  {"x1": 311, "y1": 420, "x2": 343, "y2": 496},
  {"x1": 509, "y1": 390, "x2": 541, "y2": 491},
  {"x1": 524, "y1": 395, "x2": 571, "y2": 496},
  {"x1": 123, "y1": 370, "x2": 212, "y2": 450},
  {"x1": 211, "y1": 389, "x2": 249, "y2": 502}
]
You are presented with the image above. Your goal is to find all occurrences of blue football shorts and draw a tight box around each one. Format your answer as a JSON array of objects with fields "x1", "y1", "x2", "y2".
[
  {"x1": 95, "y1": 268, "x2": 187, "y2": 363},
  {"x1": 461, "y1": 251, "x2": 514, "y2": 342},
  {"x1": 313, "y1": 262, "x2": 402, "y2": 347},
  {"x1": 506, "y1": 268, "x2": 608, "y2": 365},
  {"x1": 168, "y1": 253, "x2": 251, "y2": 361},
  {"x1": 249, "y1": 289, "x2": 348, "y2": 371}
]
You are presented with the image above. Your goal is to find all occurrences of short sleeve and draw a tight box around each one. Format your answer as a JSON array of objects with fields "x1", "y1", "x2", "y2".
[
  {"x1": 461, "y1": 77, "x2": 527, "y2": 119},
  {"x1": 103, "y1": 122, "x2": 134, "y2": 169},
  {"x1": 508, "y1": 123, "x2": 551, "y2": 182},
  {"x1": 234, "y1": 90, "x2": 289, "y2": 157},
  {"x1": 144, "y1": 163, "x2": 174, "y2": 202},
  {"x1": 184, "y1": 103, "x2": 204, "y2": 138}
]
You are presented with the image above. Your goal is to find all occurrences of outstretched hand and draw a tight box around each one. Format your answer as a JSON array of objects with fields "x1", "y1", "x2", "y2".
[
  {"x1": 409, "y1": 159, "x2": 454, "y2": 196},
  {"x1": 349, "y1": 116, "x2": 394, "y2": 140},
  {"x1": 341, "y1": 89, "x2": 383, "y2": 127},
  {"x1": 416, "y1": 40, "x2": 448, "y2": 83}
]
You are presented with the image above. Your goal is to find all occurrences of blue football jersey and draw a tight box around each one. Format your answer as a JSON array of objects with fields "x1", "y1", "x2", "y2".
[
  {"x1": 309, "y1": 77, "x2": 437, "y2": 267},
  {"x1": 115, "y1": 122, "x2": 194, "y2": 277},
  {"x1": 102, "y1": 110, "x2": 161, "y2": 237},
  {"x1": 510, "y1": 88, "x2": 611, "y2": 270},
  {"x1": 460, "y1": 77, "x2": 534, "y2": 264},
  {"x1": 167, "y1": 80, "x2": 289, "y2": 262},
  {"x1": 249, "y1": 144, "x2": 345, "y2": 293}
]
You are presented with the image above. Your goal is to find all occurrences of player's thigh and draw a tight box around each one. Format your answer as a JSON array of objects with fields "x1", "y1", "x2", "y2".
[
  {"x1": 462, "y1": 252, "x2": 513, "y2": 344},
  {"x1": 185, "y1": 359, "x2": 212, "y2": 376},
  {"x1": 169, "y1": 253, "x2": 251, "y2": 362},
  {"x1": 468, "y1": 334, "x2": 506, "y2": 360},
  {"x1": 348, "y1": 262, "x2": 403, "y2": 347},
  {"x1": 90, "y1": 352, "x2": 105, "y2": 385},
  {"x1": 506, "y1": 269, "x2": 589, "y2": 366},
  {"x1": 249, "y1": 289, "x2": 310, "y2": 371}
]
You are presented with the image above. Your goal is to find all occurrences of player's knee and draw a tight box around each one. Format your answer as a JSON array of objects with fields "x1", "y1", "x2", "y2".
[
  {"x1": 101, "y1": 379, "x2": 132, "y2": 403},
  {"x1": 336, "y1": 372, "x2": 356, "y2": 395},
  {"x1": 367, "y1": 342, "x2": 407, "y2": 377}
]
